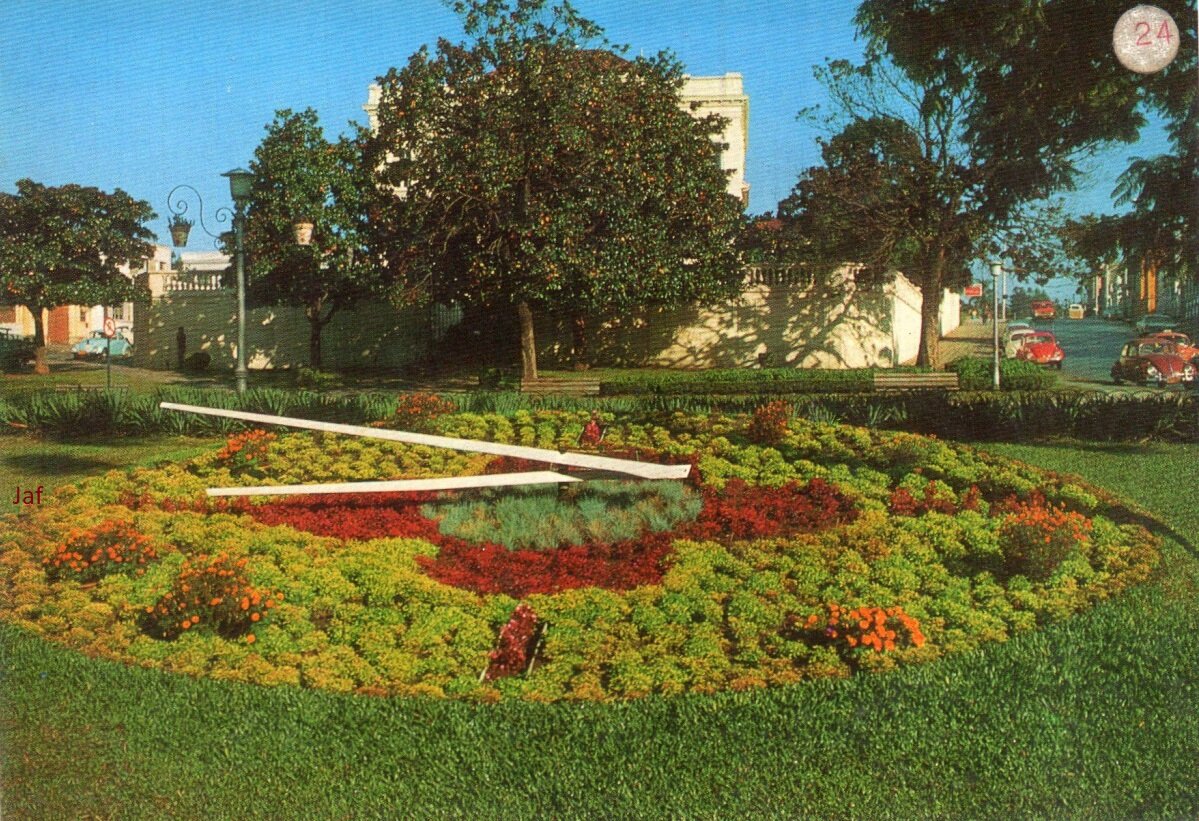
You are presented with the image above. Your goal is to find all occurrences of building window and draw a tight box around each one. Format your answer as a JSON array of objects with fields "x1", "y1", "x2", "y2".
[
  {"x1": 112, "y1": 304, "x2": 129, "y2": 321},
  {"x1": 79, "y1": 307, "x2": 88, "y2": 322}
]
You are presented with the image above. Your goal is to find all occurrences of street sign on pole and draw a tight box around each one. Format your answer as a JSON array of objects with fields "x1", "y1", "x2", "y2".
[
  {"x1": 963, "y1": 283, "x2": 983, "y2": 298},
  {"x1": 103, "y1": 314, "x2": 114, "y2": 389},
  {"x1": 103, "y1": 316, "x2": 116, "y2": 338}
]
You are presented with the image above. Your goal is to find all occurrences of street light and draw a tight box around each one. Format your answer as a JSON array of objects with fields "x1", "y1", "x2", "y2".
[
  {"x1": 167, "y1": 168, "x2": 254, "y2": 393},
  {"x1": 990, "y1": 261, "x2": 1002, "y2": 389}
]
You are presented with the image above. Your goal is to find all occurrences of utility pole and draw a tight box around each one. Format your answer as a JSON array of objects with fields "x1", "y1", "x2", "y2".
[{"x1": 990, "y1": 262, "x2": 1002, "y2": 389}]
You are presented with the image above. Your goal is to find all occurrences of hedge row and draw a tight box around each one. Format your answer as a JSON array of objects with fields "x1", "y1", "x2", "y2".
[
  {"x1": 597, "y1": 360, "x2": 1057, "y2": 396},
  {"x1": 598, "y1": 368, "x2": 876, "y2": 396},
  {"x1": 1, "y1": 385, "x2": 1195, "y2": 442}
]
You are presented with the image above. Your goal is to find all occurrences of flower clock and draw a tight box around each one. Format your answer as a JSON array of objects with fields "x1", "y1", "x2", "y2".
[{"x1": 0, "y1": 407, "x2": 1160, "y2": 702}]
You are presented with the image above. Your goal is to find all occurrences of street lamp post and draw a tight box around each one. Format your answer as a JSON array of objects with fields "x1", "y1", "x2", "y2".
[
  {"x1": 990, "y1": 261, "x2": 1002, "y2": 389},
  {"x1": 167, "y1": 168, "x2": 254, "y2": 393}
]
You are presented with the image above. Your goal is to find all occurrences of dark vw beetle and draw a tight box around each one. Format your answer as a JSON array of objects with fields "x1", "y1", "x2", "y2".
[{"x1": 1111, "y1": 339, "x2": 1196, "y2": 387}]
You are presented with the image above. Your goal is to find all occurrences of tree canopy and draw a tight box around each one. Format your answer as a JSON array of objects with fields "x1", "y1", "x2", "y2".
[
  {"x1": 243, "y1": 108, "x2": 377, "y2": 369},
  {"x1": 364, "y1": 0, "x2": 744, "y2": 375},
  {"x1": 858, "y1": 0, "x2": 1197, "y2": 288},
  {"x1": 0, "y1": 179, "x2": 155, "y2": 370}
]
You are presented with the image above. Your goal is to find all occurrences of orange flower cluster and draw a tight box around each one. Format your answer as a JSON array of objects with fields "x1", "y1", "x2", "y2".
[
  {"x1": 215, "y1": 429, "x2": 277, "y2": 472},
  {"x1": 998, "y1": 492, "x2": 1092, "y2": 580},
  {"x1": 387, "y1": 392, "x2": 458, "y2": 433},
  {"x1": 803, "y1": 603, "x2": 926, "y2": 654},
  {"x1": 142, "y1": 552, "x2": 282, "y2": 642},
  {"x1": 748, "y1": 400, "x2": 792, "y2": 445},
  {"x1": 43, "y1": 520, "x2": 158, "y2": 584}
]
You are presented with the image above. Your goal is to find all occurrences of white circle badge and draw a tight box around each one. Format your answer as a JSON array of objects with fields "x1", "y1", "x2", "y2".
[{"x1": 1113, "y1": 5, "x2": 1180, "y2": 73}]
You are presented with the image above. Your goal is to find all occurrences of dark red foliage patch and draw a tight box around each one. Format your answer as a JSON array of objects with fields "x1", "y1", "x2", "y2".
[
  {"x1": 691, "y1": 478, "x2": 859, "y2": 539},
  {"x1": 417, "y1": 532, "x2": 675, "y2": 597},
  {"x1": 245, "y1": 493, "x2": 441, "y2": 541},
  {"x1": 484, "y1": 603, "x2": 543, "y2": 680},
  {"x1": 888, "y1": 482, "x2": 982, "y2": 517}
]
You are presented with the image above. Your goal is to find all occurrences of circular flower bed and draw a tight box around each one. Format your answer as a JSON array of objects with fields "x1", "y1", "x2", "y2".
[{"x1": 0, "y1": 409, "x2": 1160, "y2": 702}]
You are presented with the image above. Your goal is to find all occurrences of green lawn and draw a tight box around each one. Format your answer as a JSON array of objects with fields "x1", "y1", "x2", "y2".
[{"x1": 1, "y1": 438, "x2": 1196, "y2": 818}]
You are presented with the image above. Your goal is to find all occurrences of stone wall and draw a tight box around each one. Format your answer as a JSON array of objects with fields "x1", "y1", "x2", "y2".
[
  {"x1": 132, "y1": 277, "x2": 455, "y2": 372},
  {"x1": 533, "y1": 268, "x2": 957, "y2": 369}
]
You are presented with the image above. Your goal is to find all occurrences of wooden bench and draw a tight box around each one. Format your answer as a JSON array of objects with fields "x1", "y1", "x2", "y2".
[
  {"x1": 519, "y1": 377, "x2": 601, "y2": 397},
  {"x1": 873, "y1": 371, "x2": 960, "y2": 392}
]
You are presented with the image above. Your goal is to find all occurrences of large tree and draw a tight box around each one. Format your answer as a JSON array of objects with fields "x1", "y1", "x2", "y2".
[
  {"x1": 242, "y1": 109, "x2": 377, "y2": 369},
  {"x1": 780, "y1": 59, "x2": 1075, "y2": 366},
  {"x1": 364, "y1": 0, "x2": 743, "y2": 377},
  {"x1": 0, "y1": 179, "x2": 155, "y2": 373},
  {"x1": 857, "y1": 0, "x2": 1197, "y2": 291}
]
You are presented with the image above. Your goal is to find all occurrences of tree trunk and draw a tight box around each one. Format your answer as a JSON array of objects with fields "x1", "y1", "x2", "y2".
[
  {"x1": 308, "y1": 318, "x2": 322, "y2": 371},
  {"x1": 570, "y1": 313, "x2": 590, "y2": 370},
  {"x1": 916, "y1": 254, "x2": 945, "y2": 368},
  {"x1": 33, "y1": 305, "x2": 49, "y2": 375},
  {"x1": 518, "y1": 300, "x2": 538, "y2": 380}
]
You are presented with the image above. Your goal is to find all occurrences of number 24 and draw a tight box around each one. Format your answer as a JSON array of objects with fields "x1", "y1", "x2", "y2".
[{"x1": 1135, "y1": 20, "x2": 1173, "y2": 46}]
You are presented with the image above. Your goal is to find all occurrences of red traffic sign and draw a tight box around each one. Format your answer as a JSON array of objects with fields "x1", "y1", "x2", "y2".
[
  {"x1": 963, "y1": 283, "x2": 984, "y2": 298},
  {"x1": 103, "y1": 317, "x2": 116, "y2": 338}
]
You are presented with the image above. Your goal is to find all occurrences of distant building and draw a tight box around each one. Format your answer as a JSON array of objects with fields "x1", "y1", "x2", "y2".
[{"x1": 0, "y1": 243, "x2": 171, "y2": 343}]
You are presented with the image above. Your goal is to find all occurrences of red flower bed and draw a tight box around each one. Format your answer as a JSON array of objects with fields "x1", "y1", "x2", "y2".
[
  {"x1": 889, "y1": 482, "x2": 982, "y2": 517},
  {"x1": 692, "y1": 478, "x2": 858, "y2": 539},
  {"x1": 246, "y1": 492, "x2": 441, "y2": 541},
  {"x1": 417, "y1": 532, "x2": 675, "y2": 597},
  {"x1": 483, "y1": 603, "x2": 543, "y2": 680},
  {"x1": 236, "y1": 475, "x2": 858, "y2": 597}
]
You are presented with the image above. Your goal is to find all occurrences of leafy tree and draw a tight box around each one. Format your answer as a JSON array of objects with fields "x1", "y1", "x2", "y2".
[
  {"x1": 364, "y1": 0, "x2": 743, "y2": 376},
  {"x1": 857, "y1": 0, "x2": 1197, "y2": 290},
  {"x1": 780, "y1": 58, "x2": 1077, "y2": 366},
  {"x1": 0, "y1": 179, "x2": 154, "y2": 373},
  {"x1": 243, "y1": 109, "x2": 376, "y2": 369}
]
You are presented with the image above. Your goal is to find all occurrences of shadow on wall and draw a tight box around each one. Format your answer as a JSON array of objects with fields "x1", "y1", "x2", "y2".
[
  {"x1": 534, "y1": 268, "x2": 908, "y2": 369},
  {"x1": 133, "y1": 289, "x2": 441, "y2": 372}
]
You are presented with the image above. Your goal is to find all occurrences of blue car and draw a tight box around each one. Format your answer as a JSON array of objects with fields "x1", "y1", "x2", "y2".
[{"x1": 71, "y1": 329, "x2": 133, "y2": 359}]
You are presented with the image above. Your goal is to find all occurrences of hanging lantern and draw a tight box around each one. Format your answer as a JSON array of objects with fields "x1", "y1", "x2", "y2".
[{"x1": 293, "y1": 220, "x2": 315, "y2": 246}]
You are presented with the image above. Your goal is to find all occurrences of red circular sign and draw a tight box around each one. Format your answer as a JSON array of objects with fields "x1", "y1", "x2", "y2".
[{"x1": 103, "y1": 317, "x2": 116, "y2": 338}]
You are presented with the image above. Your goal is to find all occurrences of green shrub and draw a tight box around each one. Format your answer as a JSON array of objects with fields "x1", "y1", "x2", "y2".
[
  {"x1": 949, "y1": 356, "x2": 1058, "y2": 390},
  {"x1": 294, "y1": 367, "x2": 340, "y2": 390}
]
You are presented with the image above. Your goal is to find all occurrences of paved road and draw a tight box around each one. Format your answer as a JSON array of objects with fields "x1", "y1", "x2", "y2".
[{"x1": 1029, "y1": 315, "x2": 1195, "y2": 392}]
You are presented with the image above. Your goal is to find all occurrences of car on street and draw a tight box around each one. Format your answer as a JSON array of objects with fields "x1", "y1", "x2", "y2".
[
  {"x1": 1144, "y1": 331, "x2": 1199, "y2": 365},
  {"x1": 1004, "y1": 327, "x2": 1038, "y2": 358},
  {"x1": 1031, "y1": 299, "x2": 1056, "y2": 319},
  {"x1": 1110, "y1": 338, "x2": 1196, "y2": 387},
  {"x1": 1068, "y1": 303, "x2": 1085, "y2": 319},
  {"x1": 71, "y1": 329, "x2": 133, "y2": 360},
  {"x1": 1015, "y1": 331, "x2": 1065, "y2": 367},
  {"x1": 1134, "y1": 313, "x2": 1177, "y2": 335}
]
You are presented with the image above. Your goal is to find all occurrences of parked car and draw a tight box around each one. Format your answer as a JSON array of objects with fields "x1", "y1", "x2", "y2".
[
  {"x1": 1111, "y1": 339, "x2": 1196, "y2": 387},
  {"x1": 1031, "y1": 299, "x2": 1056, "y2": 319},
  {"x1": 1004, "y1": 327, "x2": 1038, "y2": 358},
  {"x1": 1006, "y1": 321, "x2": 1033, "y2": 333},
  {"x1": 71, "y1": 329, "x2": 133, "y2": 359},
  {"x1": 1068, "y1": 303, "x2": 1085, "y2": 319},
  {"x1": 1134, "y1": 313, "x2": 1176, "y2": 335},
  {"x1": 1015, "y1": 331, "x2": 1065, "y2": 368},
  {"x1": 1145, "y1": 331, "x2": 1199, "y2": 365}
]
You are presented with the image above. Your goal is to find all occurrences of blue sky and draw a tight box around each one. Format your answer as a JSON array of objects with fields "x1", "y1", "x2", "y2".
[{"x1": 0, "y1": 0, "x2": 1175, "y2": 298}]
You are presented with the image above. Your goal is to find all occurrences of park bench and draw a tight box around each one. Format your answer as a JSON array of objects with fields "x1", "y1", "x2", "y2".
[
  {"x1": 872, "y1": 371, "x2": 960, "y2": 392},
  {"x1": 519, "y1": 376, "x2": 601, "y2": 397}
]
